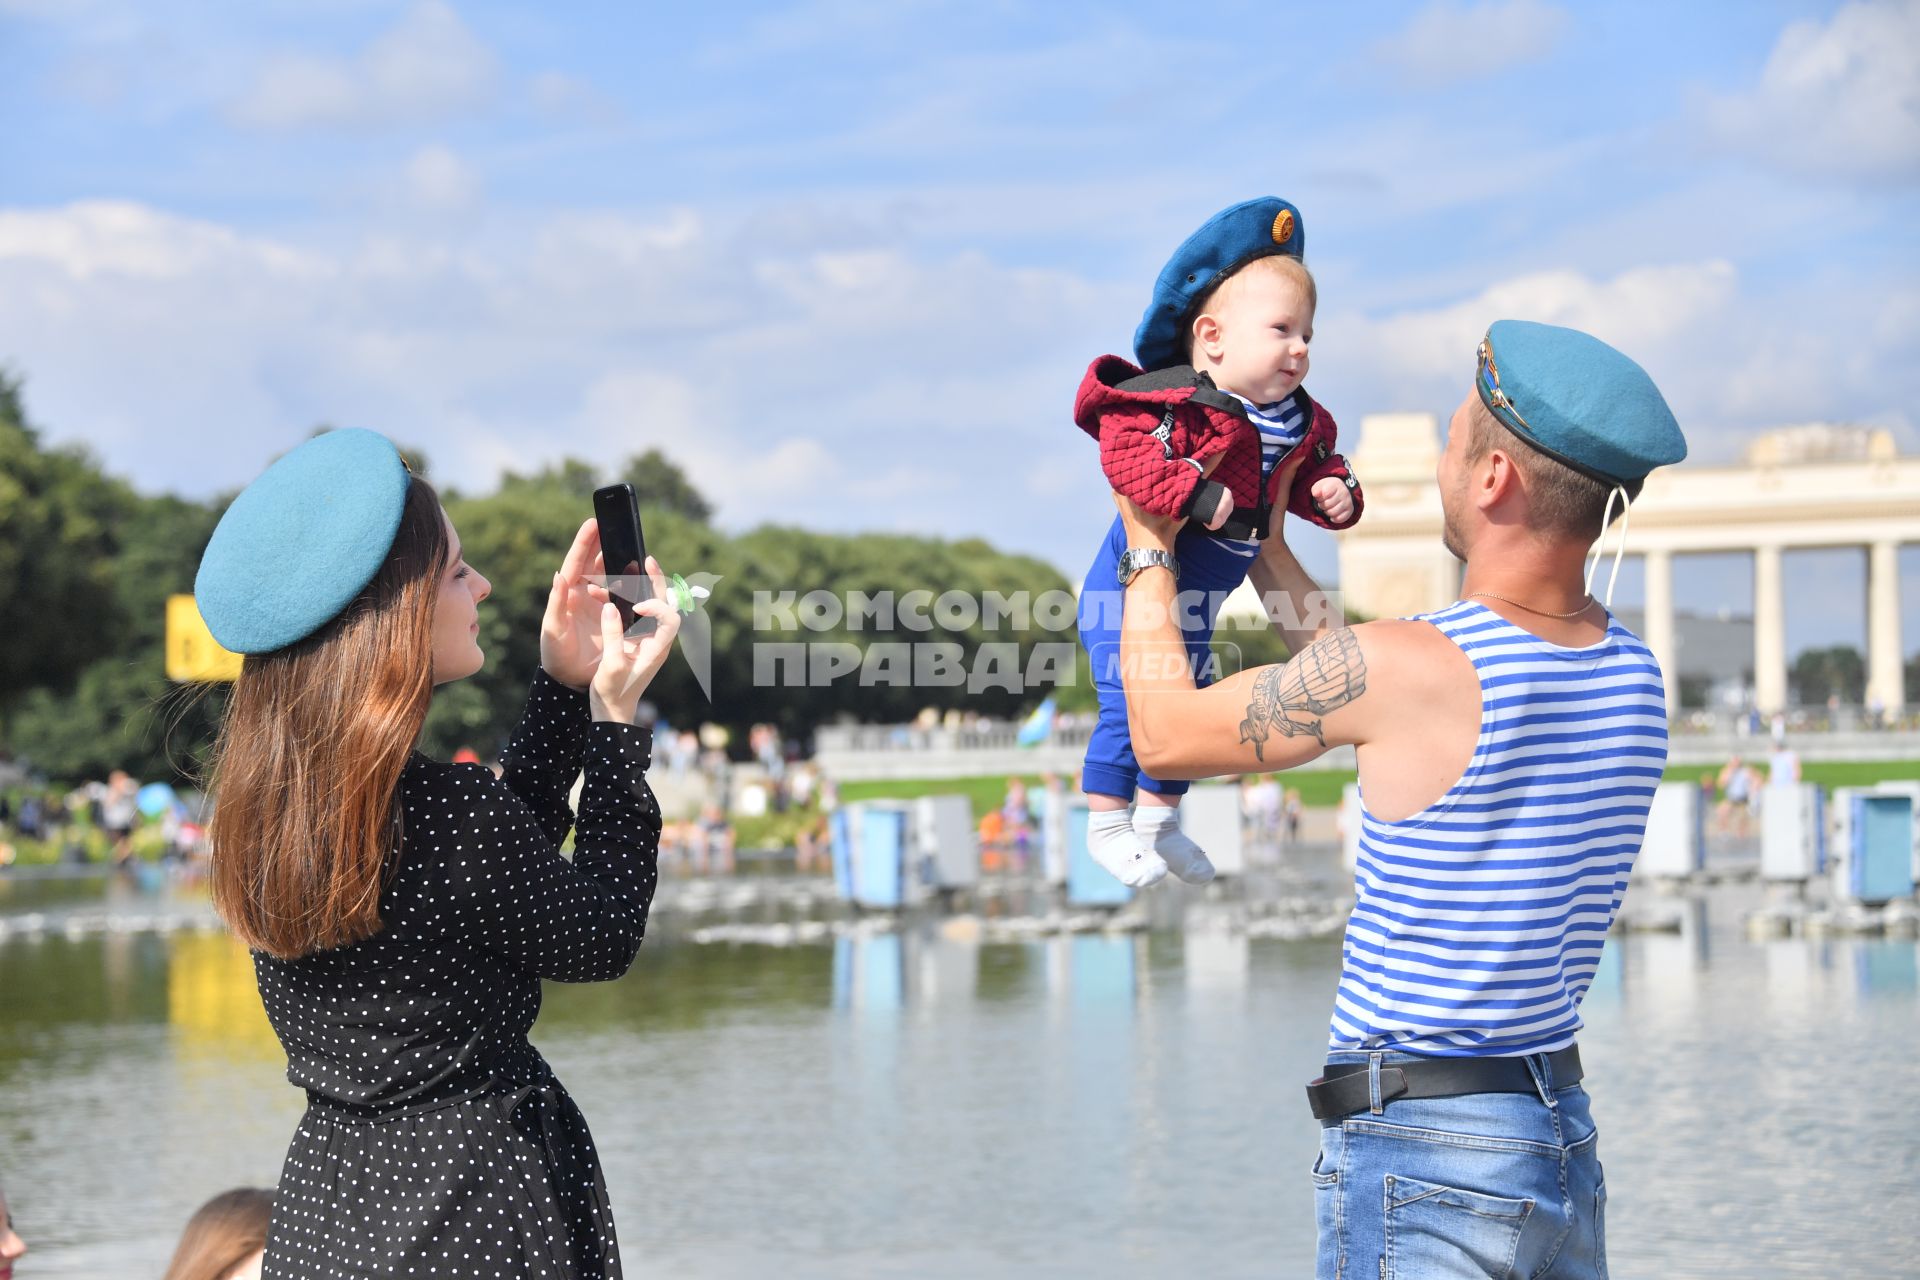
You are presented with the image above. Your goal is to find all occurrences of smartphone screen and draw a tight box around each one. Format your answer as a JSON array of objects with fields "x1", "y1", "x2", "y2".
[{"x1": 592, "y1": 483, "x2": 655, "y2": 635}]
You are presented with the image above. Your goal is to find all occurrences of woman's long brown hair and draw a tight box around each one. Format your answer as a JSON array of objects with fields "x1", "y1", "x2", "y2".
[
  {"x1": 161, "y1": 1187, "x2": 274, "y2": 1280},
  {"x1": 206, "y1": 476, "x2": 447, "y2": 959}
]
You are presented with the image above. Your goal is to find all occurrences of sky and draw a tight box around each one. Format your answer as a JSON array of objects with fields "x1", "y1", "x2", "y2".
[{"x1": 2, "y1": 0, "x2": 1917, "y2": 660}]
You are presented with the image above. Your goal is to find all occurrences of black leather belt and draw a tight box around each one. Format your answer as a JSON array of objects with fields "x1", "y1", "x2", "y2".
[{"x1": 1307, "y1": 1045, "x2": 1583, "y2": 1123}]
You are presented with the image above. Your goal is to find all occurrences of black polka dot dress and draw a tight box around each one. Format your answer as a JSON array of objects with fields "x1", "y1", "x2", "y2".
[{"x1": 253, "y1": 671, "x2": 660, "y2": 1279}]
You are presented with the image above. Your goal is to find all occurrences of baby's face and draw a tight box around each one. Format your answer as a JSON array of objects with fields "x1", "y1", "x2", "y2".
[{"x1": 1201, "y1": 266, "x2": 1314, "y2": 405}]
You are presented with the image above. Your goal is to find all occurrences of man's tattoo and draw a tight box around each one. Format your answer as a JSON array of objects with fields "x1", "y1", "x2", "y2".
[{"x1": 1238, "y1": 628, "x2": 1368, "y2": 761}]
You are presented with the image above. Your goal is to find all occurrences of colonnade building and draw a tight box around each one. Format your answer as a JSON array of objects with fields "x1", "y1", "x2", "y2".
[{"x1": 1334, "y1": 418, "x2": 1917, "y2": 716}]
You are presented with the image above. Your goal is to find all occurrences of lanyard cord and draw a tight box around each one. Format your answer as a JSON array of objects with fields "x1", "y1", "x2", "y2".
[{"x1": 1582, "y1": 484, "x2": 1632, "y2": 608}]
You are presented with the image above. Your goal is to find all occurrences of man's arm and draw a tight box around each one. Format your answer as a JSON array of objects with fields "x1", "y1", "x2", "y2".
[
  {"x1": 1245, "y1": 535, "x2": 1336, "y2": 657},
  {"x1": 1119, "y1": 551, "x2": 1377, "y2": 779}
]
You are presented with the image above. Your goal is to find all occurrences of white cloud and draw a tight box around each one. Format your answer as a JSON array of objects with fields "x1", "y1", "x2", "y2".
[
  {"x1": 404, "y1": 144, "x2": 481, "y2": 213},
  {"x1": 1343, "y1": 260, "x2": 1738, "y2": 385},
  {"x1": 526, "y1": 70, "x2": 623, "y2": 126},
  {"x1": 1701, "y1": 0, "x2": 1920, "y2": 183},
  {"x1": 1371, "y1": 0, "x2": 1569, "y2": 88},
  {"x1": 0, "y1": 199, "x2": 1129, "y2": 574},
  {"x1": 1316, "y1": 258, "x2": 1919, "y2": 468},
  {"x1": 0, "y1": 200, "x2": 321, "y2": 280},
  {"x1": 3, "y1": 201, "x2": 1910, "y2": 583},
  {"x1": 228, "y1": 0, "x2": 497, "y2": 131}
]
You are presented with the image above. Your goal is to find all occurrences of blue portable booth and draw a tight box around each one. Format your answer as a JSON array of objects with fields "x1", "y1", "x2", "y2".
[{"x1": 1832, "y1": 787, "x2": 1916, "y2": 905}]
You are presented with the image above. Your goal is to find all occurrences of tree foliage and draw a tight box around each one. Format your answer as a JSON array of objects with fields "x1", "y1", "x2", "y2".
[
  {"x1": 0, "y1": 371, "x2": 133, "y2": 727},
  {"x1": 1790, "y1": 645, "x2": 1866, "y2": 707},
  {"x1": 0, "y1": 381, "x2": 1105, "y2": 783}
]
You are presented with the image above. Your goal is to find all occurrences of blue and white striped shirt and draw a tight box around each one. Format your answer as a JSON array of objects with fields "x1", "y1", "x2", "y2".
[
  {"x1": 1212, "y1": 393, "x2": 1307, "y2": 560},
  {"x1": 1329, "y1": 600, "x2": 1668, "y2": 1058}
]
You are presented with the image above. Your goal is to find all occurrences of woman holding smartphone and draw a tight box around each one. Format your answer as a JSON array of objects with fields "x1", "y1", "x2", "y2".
[{"x1": 194, "y1": 428, "x2": 677, "y2": 1279}]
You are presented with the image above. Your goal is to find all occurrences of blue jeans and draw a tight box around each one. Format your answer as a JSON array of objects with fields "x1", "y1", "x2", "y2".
[{"x1": 1312, "y1": 1051, "x2": 1608, "y2": 1279}]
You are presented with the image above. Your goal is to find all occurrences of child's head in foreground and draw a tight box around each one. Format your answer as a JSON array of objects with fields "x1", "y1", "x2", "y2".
[{"x1": 1179, "y1": 252, "x2": 1318, "y2": 406}]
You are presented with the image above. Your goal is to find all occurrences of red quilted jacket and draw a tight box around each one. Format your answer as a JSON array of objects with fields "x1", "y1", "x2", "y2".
[{"x1": 1074, "y1": 355, "x2": 1362, "y2": 539}]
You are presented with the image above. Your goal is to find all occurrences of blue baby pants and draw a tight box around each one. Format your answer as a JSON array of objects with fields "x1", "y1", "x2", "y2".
[
  {"x1": 1312, "y1": 1050, "x2": 1608, "y2": 1279},
  {"x1": 1076, "y1": 513, "x2": 1255, "y2": 800}
]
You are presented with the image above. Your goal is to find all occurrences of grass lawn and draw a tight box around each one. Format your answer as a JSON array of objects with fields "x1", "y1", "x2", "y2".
[
  {"x1": 0, "y1": 823, "x2": 170, "y2": 869},
  {"x1": 835, "y1": 758, "x2": 1920, "y2": 819},
  {"x1": 839, "y1": 771, "x2": 1356, "y2": 810}
]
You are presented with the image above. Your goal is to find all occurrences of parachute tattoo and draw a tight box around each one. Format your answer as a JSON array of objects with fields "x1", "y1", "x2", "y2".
[{"x1": 1238, "y1": 628, "x2": 1367, "y2": 761}]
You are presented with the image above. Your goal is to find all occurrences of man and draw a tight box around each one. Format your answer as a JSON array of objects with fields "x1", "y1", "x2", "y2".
[{"x1": 1113, "y1": 319, "x2": 1685, "y2": 1278}]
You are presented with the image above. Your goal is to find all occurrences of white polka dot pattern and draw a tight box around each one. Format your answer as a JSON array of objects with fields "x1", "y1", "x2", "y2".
[{"x1": 253, "y1": 670, "x2": 660, "y2": 1278}]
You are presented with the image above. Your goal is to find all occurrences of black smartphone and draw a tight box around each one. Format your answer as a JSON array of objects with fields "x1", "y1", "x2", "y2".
[{"x1": 592, "y1": 482, "x2": 655, "y2": 636}]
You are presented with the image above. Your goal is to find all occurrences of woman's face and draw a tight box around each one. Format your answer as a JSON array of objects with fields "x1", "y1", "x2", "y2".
[
  {"x1": 431, "y1": 512, "x2": 492, "y2": 687},
  {"x1": 0, "y1": 1184, "x2": 26, "y2": 1279}
]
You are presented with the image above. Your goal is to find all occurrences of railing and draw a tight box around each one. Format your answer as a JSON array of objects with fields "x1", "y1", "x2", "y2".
[
  {"x1": 1670, "y1": 705, "x2": 1920, "y2": 735},
  {"x1": 814, "y1": 720, "x2": 1097, "y2": 754}
]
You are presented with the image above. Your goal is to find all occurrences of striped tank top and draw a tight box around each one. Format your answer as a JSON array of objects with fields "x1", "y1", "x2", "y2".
[
  {"x1": 1328, "y1": 600, "x2": 1668, "y2": 1057},
  {"x1": 1212, "y1": 393, "x2": 1307, "y2": 561}
]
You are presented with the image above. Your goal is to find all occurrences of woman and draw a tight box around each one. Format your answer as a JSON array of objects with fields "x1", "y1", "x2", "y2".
[
  {"x1": 195, "y1": 428, "x2": 680, "y2": 1278},
  {"x1": 163, "y1": 1188, "x2": 273, "y2": 1280}
]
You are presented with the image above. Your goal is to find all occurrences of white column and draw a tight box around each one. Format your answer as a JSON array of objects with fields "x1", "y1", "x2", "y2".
[
  {"x1": 1754, "y1": 544, "x2": 1787, "y2": 715},
  {"x1": 1867, "y1": 540, "x2": 1905, "y2": 715},
  {"x1": 1643, "y1": 549, "x2": 1677, "y2": 711}
]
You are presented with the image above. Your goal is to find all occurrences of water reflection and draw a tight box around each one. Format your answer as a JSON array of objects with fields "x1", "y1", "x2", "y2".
[
  {"x1": 5, "y1": 874, "x2": 1920, "y2": 1278},
  {"x1": 833, "y1": 931, "x2": 904, "y2": 1014},
  {"x1": 1855, "y1": 939, "x2": 1918, "y2": 995}
]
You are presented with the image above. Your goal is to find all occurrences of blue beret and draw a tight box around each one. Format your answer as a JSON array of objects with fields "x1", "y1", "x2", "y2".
[
  {"x1": 1477, "y1": 320, "x2": 1687, "y2": 486},
  {"x1": 194, "y1": 428, "x2": 413, "y2": 655},
  {"x1": 1133, "y1": 196, "x2": 1305, "y2": 371}
]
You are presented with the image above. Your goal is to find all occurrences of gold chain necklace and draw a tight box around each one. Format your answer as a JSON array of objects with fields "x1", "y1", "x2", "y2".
[{"x1": 1466, "y1": 591, "x2": 1596, "y2": 620}]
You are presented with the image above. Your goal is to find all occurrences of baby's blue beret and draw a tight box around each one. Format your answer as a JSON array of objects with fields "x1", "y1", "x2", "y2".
[
  {"x1": 1133, "y1": 196, "x2": 1306, "y2": 371},
  {"x1": 1477, "y1": 320, "x2": 1687, "y2": 486},
  {"x1": 194, "y1": 428, "x2": 413, "y2": 655}
]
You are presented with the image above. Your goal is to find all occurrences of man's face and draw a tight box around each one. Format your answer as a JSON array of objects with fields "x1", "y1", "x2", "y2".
[
  {"x1": 1438, "y1": 392, "x2": 1476, "y2": 560},
  {"x1": 1203, "y1": 266, "x2": 1314, "y2": 404}
]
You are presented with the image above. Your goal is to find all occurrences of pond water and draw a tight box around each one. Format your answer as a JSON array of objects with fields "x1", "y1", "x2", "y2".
[{"x1": 2, "y1": 855, "x2": 1917, "y2": 1278}]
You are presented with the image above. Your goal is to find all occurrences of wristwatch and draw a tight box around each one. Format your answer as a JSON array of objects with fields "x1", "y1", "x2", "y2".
[{"x1": 1116, "y1": 548, "x2": 1179, "y2": 587}]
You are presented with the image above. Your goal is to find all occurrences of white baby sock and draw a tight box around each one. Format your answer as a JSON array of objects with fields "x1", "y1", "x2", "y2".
[
  {"x1": 1133, "y1": 804, "x2": 1216, "y2": 885},
  {"x1": 1087, "y1": 806, "x2": 1167, "y2": 889}
]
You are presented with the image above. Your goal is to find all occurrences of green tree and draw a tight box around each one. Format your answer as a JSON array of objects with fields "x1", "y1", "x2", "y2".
[
  {"x1": 0, "y1": 371, "x2": 134, "y2": 734},
  {"x1": 1790, "y1": 644, "x2": 1865, "y2": 706},
  {"x1": 618, "y1": 448, "x2": 713, "y2": 523},
  {"x1": 3, "y1": 368, "x2": 1255, "y2": 778},
  {"x1": 8, "y1": 492, "x2": 228, "y2": 782}
]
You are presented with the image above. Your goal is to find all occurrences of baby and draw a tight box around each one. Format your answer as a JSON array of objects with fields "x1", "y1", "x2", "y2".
[{"x1": 1073, "y1": 197, "x2": 1362, "y2": 887}]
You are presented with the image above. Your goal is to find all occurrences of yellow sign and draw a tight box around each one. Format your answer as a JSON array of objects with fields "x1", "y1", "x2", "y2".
[{"x1": 166, "y1": 595, "x2": 244, "y2": 683}]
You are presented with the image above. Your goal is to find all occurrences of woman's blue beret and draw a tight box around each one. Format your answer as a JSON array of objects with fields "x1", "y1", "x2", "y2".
[{"x1": 194, "y1": 428, "x2": 413, "y2": 655}]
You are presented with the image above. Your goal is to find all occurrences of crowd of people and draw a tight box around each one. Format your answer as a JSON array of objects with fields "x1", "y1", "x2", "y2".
[{"x1": 0, "y1": 770, "x2": 209, "y2": 869}]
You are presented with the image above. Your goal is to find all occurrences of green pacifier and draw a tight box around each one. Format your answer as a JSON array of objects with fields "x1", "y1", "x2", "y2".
[{"x1": 667, "y1": 574, "x2": 708, "y2": 616}]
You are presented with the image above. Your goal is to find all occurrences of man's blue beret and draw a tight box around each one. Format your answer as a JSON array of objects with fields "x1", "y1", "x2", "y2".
[
  {"x1": 1477, "y1": 320, "x2": 1687, "y2": 486},
  {"x1": 194, "y1": 428, "x2": 413, "y2": 655},
  {"x1": 1133, "y1": 196, "x2": 1306, "y2": 372}
]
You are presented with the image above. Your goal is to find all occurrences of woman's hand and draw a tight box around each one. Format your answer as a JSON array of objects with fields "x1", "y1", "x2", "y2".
[
  {"x1": 588, "y1": 555, "x2": 681, "y2": 725},
  {"x1": 541, "y1": 519, "x2": 615, "y2": 691}
]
